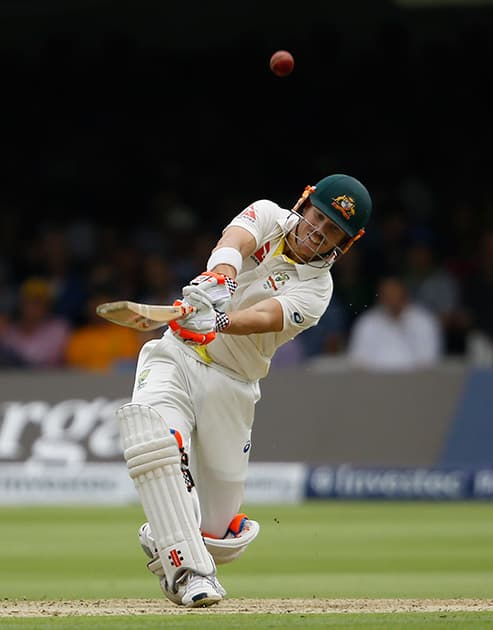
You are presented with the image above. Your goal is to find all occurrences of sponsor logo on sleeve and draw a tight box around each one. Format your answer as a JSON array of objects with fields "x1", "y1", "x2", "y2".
[
  {"x1": 291, "y1": 311, "x2": 304, "y2": 324},
  {"x1": 239, "y1": 205, "x2": 257, "y2": 222}
]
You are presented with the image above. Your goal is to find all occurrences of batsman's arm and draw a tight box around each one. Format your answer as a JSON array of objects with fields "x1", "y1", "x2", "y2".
[
  {"x1": 221, "y1": 298, "x2": 283, "y2": 335},
  {"x1": 208, "y1": 226, "x2": 257, "y2": 279}
]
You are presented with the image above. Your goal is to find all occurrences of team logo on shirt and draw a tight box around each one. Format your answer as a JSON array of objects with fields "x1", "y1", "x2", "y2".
[
  {"x1": 263, "y1": 272, "x2": 290, "y2": 291},
  {"x1": 331, "y1": 195, "x2": 355, "y2": 220},
  {"x1": 137, "y1": 368, "x2": 150, "y2": 390}
]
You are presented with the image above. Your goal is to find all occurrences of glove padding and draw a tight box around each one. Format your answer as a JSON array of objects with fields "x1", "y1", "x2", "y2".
[
  {"x1": 182, "y1": 271, "x2": 237, "y2": 311},
  {"x1": 178, "y1": 289, "x2": 217, "y2": 332},
  {"x1": 169, "y1": 288, "x2": 219, "y2": 346},
  {"x1": 169, "y1": 287, "x2": 231, "y2": 346},
  {"x1": 168, "y1": 301, "x2": 216, "y2": 346}
]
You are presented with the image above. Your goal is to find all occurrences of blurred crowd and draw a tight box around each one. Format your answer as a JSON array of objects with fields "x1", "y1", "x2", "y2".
[
  {"x1": 1, "y1": 7, "x2": 492, "y2": 372},
  {"x1": 1, "y1": 177, "x2": 492, "y2": 373}
]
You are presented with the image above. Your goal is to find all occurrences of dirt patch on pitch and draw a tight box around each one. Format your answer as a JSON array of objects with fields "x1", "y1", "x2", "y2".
[{"x1": 1, "y1": 599, "x2": 493, "y2": 616}]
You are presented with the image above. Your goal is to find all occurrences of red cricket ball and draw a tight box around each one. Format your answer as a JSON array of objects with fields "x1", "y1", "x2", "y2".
[{"x1": 269, "y1": 50, "x2": 295, "y2": 77}]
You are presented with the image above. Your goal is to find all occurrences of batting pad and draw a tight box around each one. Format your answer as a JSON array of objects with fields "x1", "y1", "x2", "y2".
[
  {"x1": 117, "y1": 403, "x2": 215, "y2": 590},
  {"x1": 203, "y1": 519, "x2": 260, "y2": 565}
]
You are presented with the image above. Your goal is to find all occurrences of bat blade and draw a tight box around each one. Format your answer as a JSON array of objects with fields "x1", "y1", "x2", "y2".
[{"x1": 96, "y1": 300, "x2": 195, "y2": 331}]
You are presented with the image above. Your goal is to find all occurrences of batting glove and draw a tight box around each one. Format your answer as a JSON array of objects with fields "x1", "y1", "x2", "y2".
[
  {"x1": 168, "y1": 299, "x2": 217, "y2": 346},
  {"x1": 182, "y1": 271, "x2": 238, "y2": 311},
  {"x1": 177, "y1": 289, "x2": 217, "y2": 331},
  {"x1": 182, "y1": 287, "x2": 231, "y2": 331},
  {"x1": 169, "y1": 290, "x2": 231, "y2": 346}
]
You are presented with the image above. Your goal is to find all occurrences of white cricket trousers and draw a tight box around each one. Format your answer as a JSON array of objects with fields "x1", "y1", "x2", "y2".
[{"x1": 129, "y1": 334, "x2": 261, "y2": 538}]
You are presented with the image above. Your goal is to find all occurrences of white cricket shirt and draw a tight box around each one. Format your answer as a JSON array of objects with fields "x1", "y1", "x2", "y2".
[{"x1": 168, "y1": 199, "x2": 334, "y2": 382}]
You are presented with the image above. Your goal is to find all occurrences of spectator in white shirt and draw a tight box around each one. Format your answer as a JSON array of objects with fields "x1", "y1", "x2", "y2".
[{"x1": 347, "y1": 275, "x2": 442, "y2": 371}]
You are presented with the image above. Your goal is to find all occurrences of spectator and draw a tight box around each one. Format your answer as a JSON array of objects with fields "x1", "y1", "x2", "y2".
[
  {"x1": 347, "y1": 275, "x2": 443, "y2": 371},
  {"x1": 64, "y1": 282, "x2": 144, "y2": 372},
  {"x1": 39, "y1": 225, "x2": 88, "y2": 326},
  {"x1": 402, "y1": 235, "x2": 468, "y2": 355},
  {"x1": 0, "y1": 277, "x2": 71, "y2": 367},
  {"x1": 463, "y1": 229, "x2": 493, "y2": 366},
  {"x1": 0, "y1": 309, "x2": 26, "y2": 367}
]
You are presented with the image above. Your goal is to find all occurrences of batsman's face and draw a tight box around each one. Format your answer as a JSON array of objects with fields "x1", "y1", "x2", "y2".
[{"x1": 288, "y1": 203, "x2": 347, "y2": 263}]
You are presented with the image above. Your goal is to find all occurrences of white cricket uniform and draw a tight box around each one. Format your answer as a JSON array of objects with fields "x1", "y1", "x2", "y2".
[{"x1": 130, "y1": 199, "x2": 333, "y2": 537}]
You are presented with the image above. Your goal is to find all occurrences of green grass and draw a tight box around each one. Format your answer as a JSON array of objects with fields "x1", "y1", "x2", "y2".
[
  {"x1": 1, "y1": 501, "x2": 493, "y2": 599},
  {"x1": 2, "y1": 613, "x2": 493, "y2": 629},
  {"x1": 1, "y1": 501, "x2": 493, "y2": 627},
  {"x1": 224, "y1": 501, "x2": 493, "y2": 599}
]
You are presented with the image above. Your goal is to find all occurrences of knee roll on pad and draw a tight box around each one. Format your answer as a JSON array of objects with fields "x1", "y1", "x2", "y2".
[{"x1": 117, "y1": 402, "x2": 214, "y2": 590}]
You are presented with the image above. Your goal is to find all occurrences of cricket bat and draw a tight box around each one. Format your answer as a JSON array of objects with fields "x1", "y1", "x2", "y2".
[{"x1": 96, "y1": 300, "x2": 196, "y2": 331}]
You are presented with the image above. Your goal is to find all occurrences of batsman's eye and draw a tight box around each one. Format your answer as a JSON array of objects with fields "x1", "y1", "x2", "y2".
[{"x1": 324, "y1": 222, "x2": 345, "y2": 241}]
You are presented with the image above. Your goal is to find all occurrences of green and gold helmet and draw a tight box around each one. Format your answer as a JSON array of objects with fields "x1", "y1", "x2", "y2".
[{"x1": 309, "y1": 173, "x2": 372, "y2": 241}]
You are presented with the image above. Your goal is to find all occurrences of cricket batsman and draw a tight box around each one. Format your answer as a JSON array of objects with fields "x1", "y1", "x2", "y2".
[{"x1": 117, "y1": 173, "x2": 372, "y2": 607}]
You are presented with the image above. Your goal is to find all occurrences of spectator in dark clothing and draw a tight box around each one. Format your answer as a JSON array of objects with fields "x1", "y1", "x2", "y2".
[{"x1": 463, "y1": 229, "x2": 493, "y2": 365}]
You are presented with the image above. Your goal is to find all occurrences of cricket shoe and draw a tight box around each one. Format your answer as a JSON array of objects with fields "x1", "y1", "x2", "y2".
[
  {"x1": 180, "y1": 572, "x2": 226, "y2": 608},
  {"x1": 138, "y1": 522, "x2": 226, "y2": 607}
]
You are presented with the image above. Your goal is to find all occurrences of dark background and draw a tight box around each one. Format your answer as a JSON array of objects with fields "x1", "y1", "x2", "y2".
[
  {"x1": 1, "y1": 0, "x2": 492, "y2": 224},
  {"x1": 1, "y1": 0, "x2": 493, "y2": 361}
]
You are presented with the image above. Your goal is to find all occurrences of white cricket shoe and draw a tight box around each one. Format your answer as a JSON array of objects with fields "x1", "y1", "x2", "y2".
[
  {"x1": 181, "y1": 572, "x2": 226, "y2": 608},
  {"x1": 138, "y1": 522, "x2": 226, "y2": 607}
]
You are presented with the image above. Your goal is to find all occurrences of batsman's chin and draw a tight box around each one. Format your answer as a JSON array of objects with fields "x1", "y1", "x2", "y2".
[{"x1": 291, "y1": 242, "x2": 316, "y2": 263}]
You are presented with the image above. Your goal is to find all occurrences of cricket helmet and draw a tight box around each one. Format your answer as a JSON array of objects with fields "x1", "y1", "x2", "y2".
[{"x1": 309, "y1": 174, "x2": 372, "y2": 239}]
